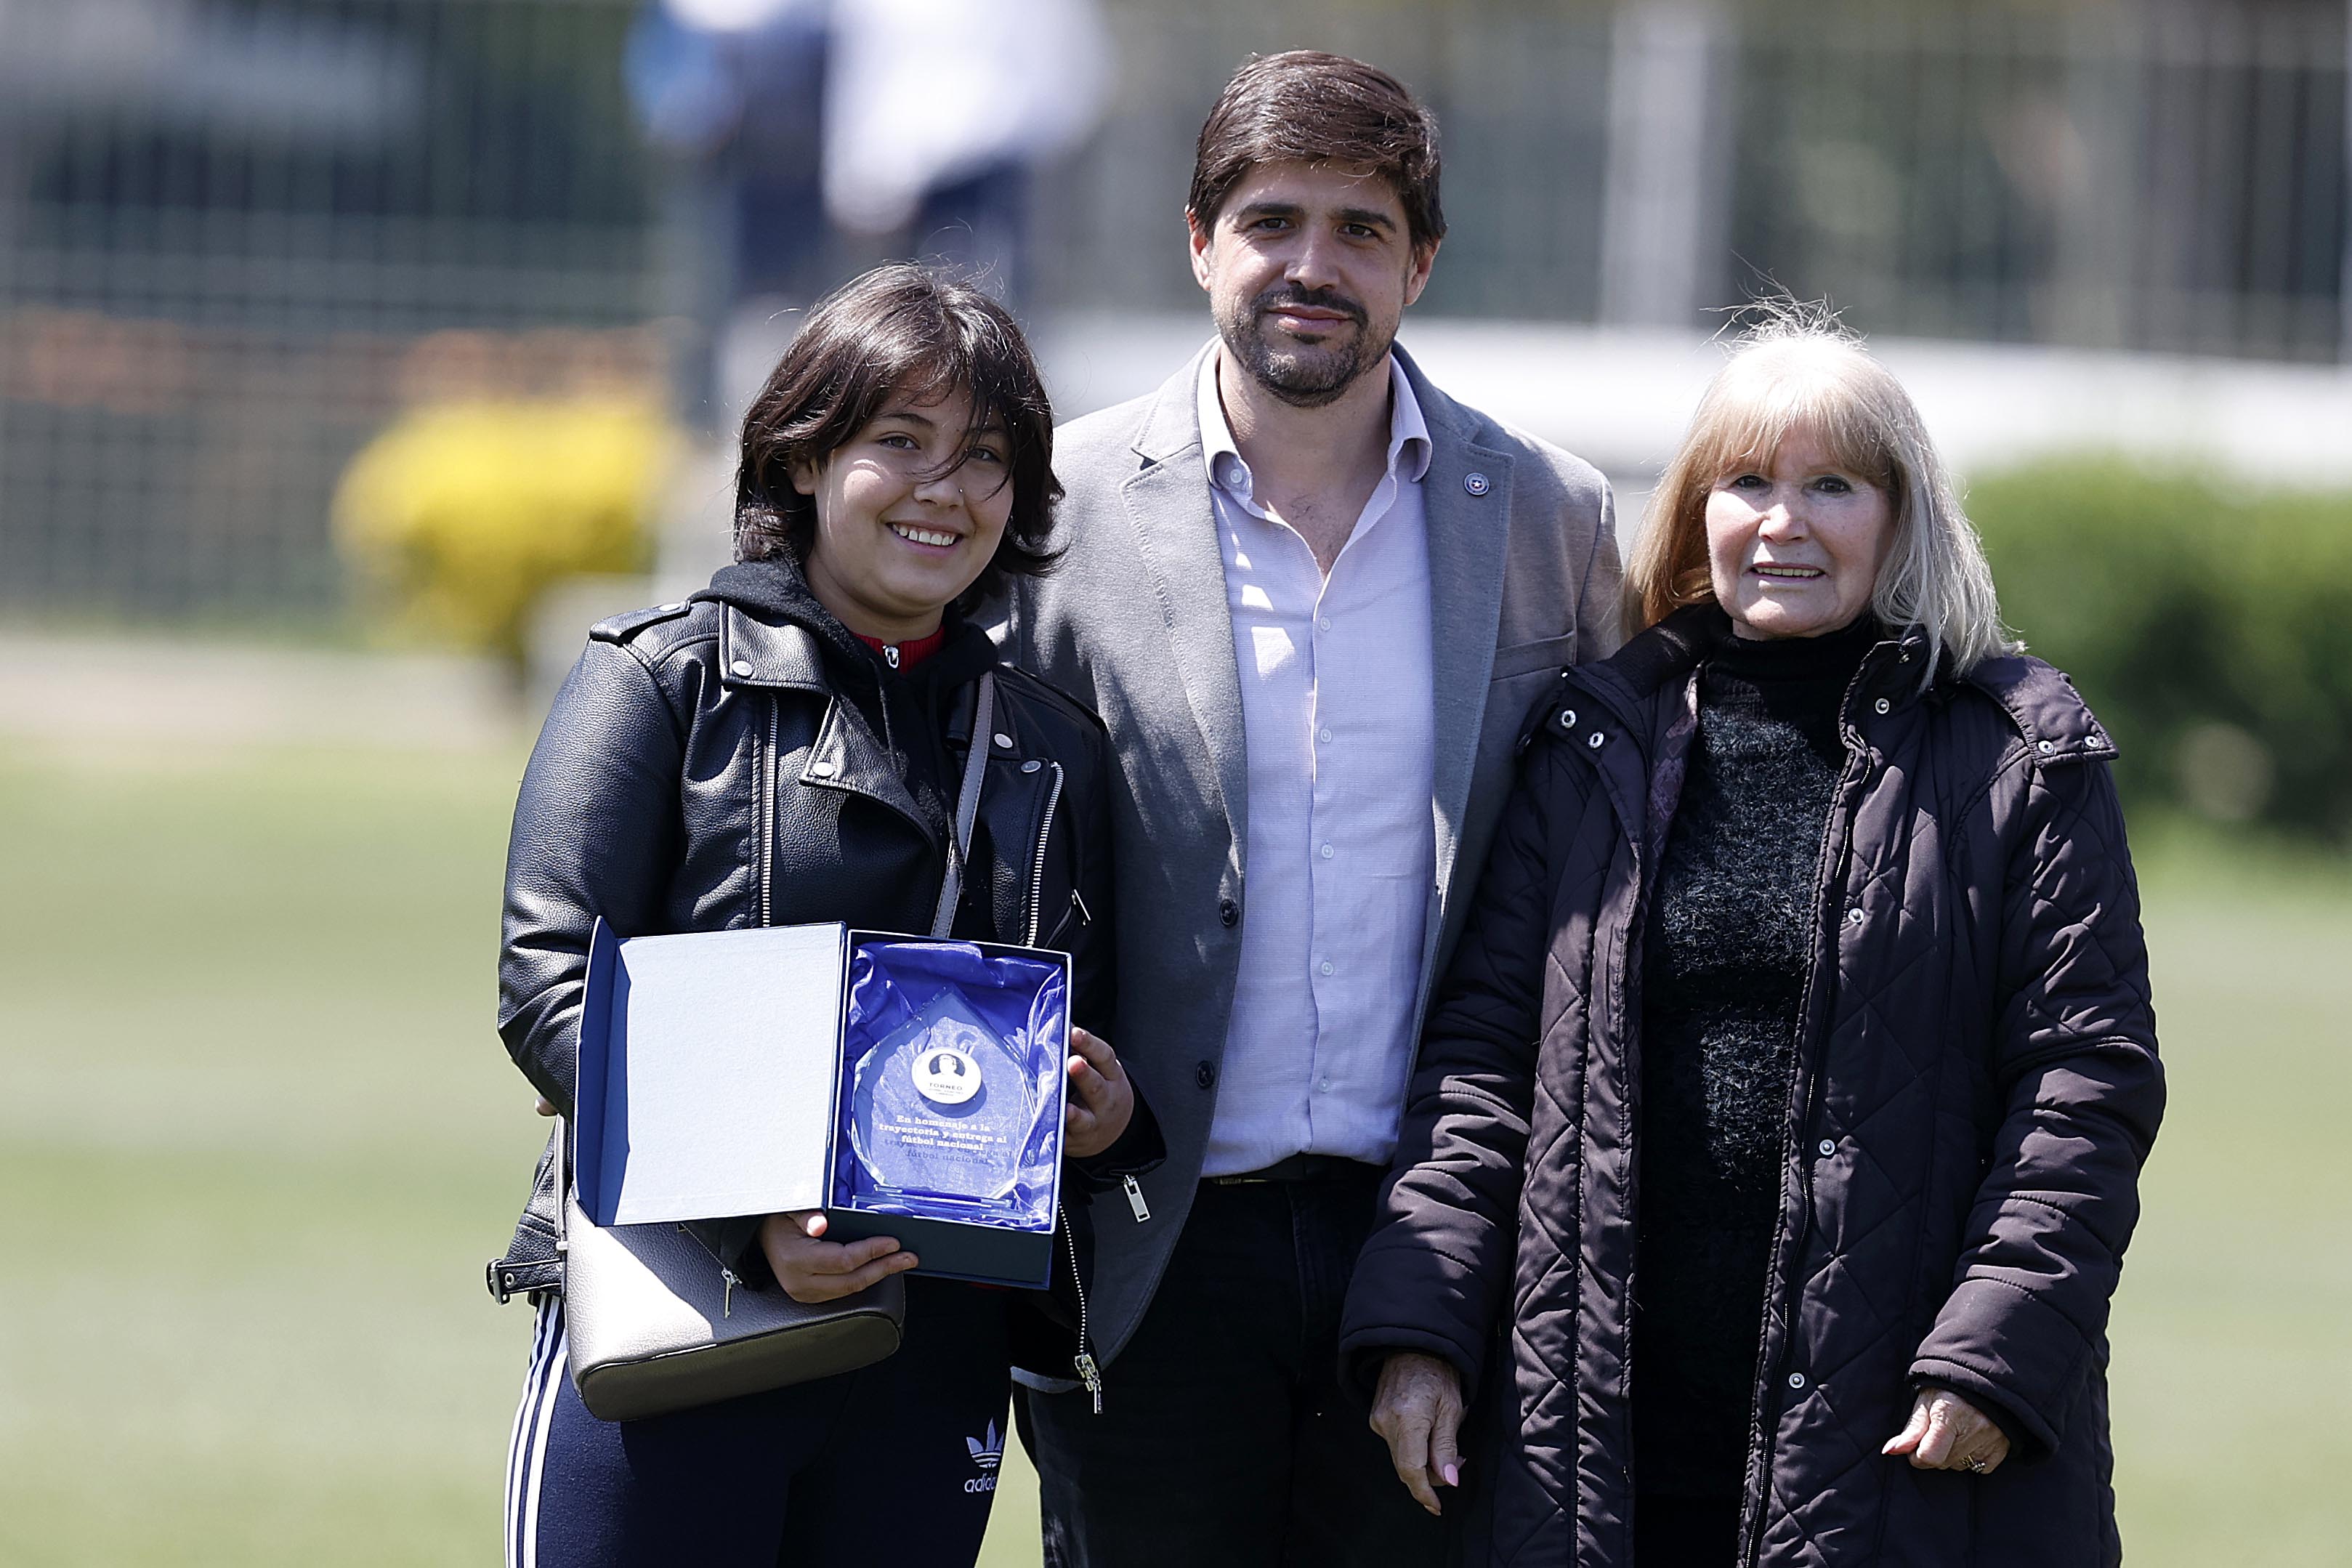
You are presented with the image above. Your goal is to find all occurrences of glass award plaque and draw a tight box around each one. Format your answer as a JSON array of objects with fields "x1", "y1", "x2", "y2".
[
  {"x1": 847, "y1": 986, "x2": 1039, "y2": 1211},
  {"x1": 832, "y1": 936, "x2": 1067, "y2": 1254}
]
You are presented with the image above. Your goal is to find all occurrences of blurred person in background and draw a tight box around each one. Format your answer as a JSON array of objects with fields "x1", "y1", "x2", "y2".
[
  {"x1": 998, "y1": 50, "x2": 1621, "y2": 1568},
  {"x1": 823, "y1": 0, "x2": 1109, "y2": 308},
  {"x1": 1343, "y1": 312, "x2": 2162, "y2": 1567},
  {"x1": 629, "y1": 0, "x2": 1108, "y2": 432},
  {"x1": 491, "y1": 265, "x2": 1160, "y2": 1567},
  {"x1": 626, "y1": 0, "x2": 833, "y2": 427}
]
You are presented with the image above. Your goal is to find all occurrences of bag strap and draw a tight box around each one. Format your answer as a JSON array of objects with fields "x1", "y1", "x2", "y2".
[{"x1": 930, "y1": 671, "x2": 996, "y2": 939}]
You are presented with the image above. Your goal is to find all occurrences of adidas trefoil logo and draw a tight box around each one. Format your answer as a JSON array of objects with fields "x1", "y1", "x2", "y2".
[
  {"x1": 967, "y1": 1421, "x2": 1003, "y2": 1471},
  {"x1": 963, "y1": 1421, "x2": 1004, "y2": 1493}
]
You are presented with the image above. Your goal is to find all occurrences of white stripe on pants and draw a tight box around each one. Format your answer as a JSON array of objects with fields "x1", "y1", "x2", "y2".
[{"x1": 505, "y1": 1296, "x2": 567, "y2": 1568}]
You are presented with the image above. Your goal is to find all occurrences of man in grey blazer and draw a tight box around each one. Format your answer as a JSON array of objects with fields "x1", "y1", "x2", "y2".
[{"x1": 1001, "y1": 52, "x2": 1621, "y2": 1566}]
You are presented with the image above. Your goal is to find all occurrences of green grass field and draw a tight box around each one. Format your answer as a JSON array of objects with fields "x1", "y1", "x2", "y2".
[{"x1": 1, "y1": 739, "x2": 2345, "y2": 1565}]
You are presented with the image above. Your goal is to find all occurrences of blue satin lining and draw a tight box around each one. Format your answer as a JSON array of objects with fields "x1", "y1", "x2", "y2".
[{"x1": 831, "y1": 938, "x2": 1066, "y2": 1230}]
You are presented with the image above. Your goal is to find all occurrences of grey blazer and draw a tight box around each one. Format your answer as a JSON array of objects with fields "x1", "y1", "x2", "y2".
[{"x1": 1002, "y1": 340, "x2": 1622, "y2": 1368}]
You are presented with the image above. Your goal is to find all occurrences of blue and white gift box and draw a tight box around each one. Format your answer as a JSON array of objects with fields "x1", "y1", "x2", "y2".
[{"x1": 573, "y1": 919, "x2": 1070, "y2": 1289}]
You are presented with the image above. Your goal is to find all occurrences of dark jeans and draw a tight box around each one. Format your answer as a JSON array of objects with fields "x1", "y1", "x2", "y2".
[
  {"x1": 1018, "y1": 1168, "x2": 1447, "y2": 1568},
  {"x1": 511, "y1": 1278, "x2": 1010, "y2": 1567}
]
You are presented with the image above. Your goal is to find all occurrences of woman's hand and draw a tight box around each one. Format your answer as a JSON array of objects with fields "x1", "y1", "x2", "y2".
[
  {"x1": 759, "y1": 1211, "x2": 919, "y2": 1304},
  {"x1": 1062, "y1": 1026, "x2": 1134, "y2": 1159},
  {"x1": 1369, "y1": 1351, "x2": 1466, "y2": 1516},
  {"x1": 1883, "y1": 1387, "x2": 2010, "y2": 1475}
]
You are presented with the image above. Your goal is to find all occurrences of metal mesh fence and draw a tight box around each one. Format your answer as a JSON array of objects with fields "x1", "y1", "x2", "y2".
[
  {"x1": 0, "y1": 0, "x2": 660, "y2": 618},
  {"x1": 0, "y1": 0, "x2": 2343, "y2": 621},
  {"x1": 1038, "y1": 0, "x2": 2348, "y2": 355}
]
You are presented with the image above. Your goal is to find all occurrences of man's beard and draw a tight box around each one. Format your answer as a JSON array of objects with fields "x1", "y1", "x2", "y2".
[{"x1": 1218, "y1": 284, "x2": 1394, "y2": 409}]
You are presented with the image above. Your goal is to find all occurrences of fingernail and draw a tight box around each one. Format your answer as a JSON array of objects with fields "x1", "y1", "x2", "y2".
[{"x1": 1442, "y1": 1464, "x2": 1459, "y2": 1487}]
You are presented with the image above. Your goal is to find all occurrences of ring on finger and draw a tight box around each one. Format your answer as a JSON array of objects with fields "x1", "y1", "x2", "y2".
[{"x1": 1961, "y1": 1455, "x2": 1989, "y2": 1475}]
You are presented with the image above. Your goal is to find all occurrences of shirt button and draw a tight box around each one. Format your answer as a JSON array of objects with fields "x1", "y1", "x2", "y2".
[
  {"x1": 1319, "y1": 960, "x2": 1334, "y2": 977},
  {"x1": 1320, "y1": 844, "x2": 1335, "y2": 860},
  {"x1": 1845, "y1": 906, "x2": 1865, "y2": 928},
  {"x1": 1817, "y1": 1138, "x2": 1837, "y2": 1157},
  {"x1": 1787, "y1": 1371, "x2": 1808, "y2": 1391},
  {"x1": 1319, "y1": 727, "x2": 1333, "y2": 744},
  {"x1": 1317, "y1": 616, "x2": 1332, "y2": 632},
  {"x1": 1874, "y1": 698, "x2": 1891, "y2": 715},
  {"x1": 1219, "y1": 897, "x2": 1240, "y2": 928},
  {"x1": 1195, "y1": 1061, "x2": 1216, "y2": 1090},
  {"x1": 1318, "y1": 1078, "x2": 1332, "y2": 1092}
]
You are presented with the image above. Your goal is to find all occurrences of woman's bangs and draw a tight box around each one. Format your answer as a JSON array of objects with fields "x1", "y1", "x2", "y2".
[{"x1": 1705, "y1": 363, "x2": 1891, "y2": 488}]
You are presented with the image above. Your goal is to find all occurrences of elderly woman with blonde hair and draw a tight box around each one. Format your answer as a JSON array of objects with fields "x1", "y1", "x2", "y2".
[{"x1": 1338, "y1": 310, "x2": 2162, "y2": 1567}]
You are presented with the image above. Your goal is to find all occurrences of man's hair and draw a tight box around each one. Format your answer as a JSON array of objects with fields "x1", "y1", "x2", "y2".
[
  {"x1": 1187, "y1": 51, "x2": 1445, "y2": 253},
  {"x1": 1625, "y1": 301, "x2": 2017, "y2": 676},
  {"x1": 734, "y1": 264, "x2": 1059, "y2": 608}
]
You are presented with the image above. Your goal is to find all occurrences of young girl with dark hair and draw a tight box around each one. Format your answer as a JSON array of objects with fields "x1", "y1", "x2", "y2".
[{"x1": 490, "y1": 264, "x2": 1157, "y2": 1567}]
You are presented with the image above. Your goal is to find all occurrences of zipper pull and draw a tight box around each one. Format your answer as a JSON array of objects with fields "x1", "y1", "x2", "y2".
[
  {"x1": 1070, "y1": 887, "x2": 1092, "y2": 926},
  {"x1": 721, "y1": 1266, "x2": 740, "y2": 1319},
  {"x1": 1122, "y1": 1175, "x2": 1150, "y2": 1223},
  {"x1": 1074, "y1": 1352, "x2": 1104, "y2": 1415}
]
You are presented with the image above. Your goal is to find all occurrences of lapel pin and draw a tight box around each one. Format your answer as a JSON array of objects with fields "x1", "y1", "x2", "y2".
[{"x1": 1464, "y1": 472, "x2": 1491, "y2": 497}]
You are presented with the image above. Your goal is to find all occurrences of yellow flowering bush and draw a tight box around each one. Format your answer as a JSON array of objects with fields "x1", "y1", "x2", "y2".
[{"x1": 334, "y1": 397, "x2": 677, "y2": 658}]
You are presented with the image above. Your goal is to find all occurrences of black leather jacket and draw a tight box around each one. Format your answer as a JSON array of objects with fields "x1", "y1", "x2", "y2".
[{"x1": 488, "y1": 562, "x2": 1156, "y2": 1370}]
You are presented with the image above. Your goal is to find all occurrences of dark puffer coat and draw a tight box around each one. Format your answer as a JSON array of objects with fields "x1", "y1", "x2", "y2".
[{"x1": 1339, "y1": 608, "x2": 2163, "y2": 1567}]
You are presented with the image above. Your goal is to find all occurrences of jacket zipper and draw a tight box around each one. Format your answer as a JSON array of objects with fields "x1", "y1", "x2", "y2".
[
  {"x1": 1024, "y1": 761, "x2": 1066, "y2": 947},
  {"x1": 760, "y1": 697, "x2": 779, "y2": 928},
  {"x1": 1734, "y1": 655, "x2": 1880, "y2": 1568},
  {"x1": 1059, "y1": 1205, "x2": 1104, "y2": 1413}
]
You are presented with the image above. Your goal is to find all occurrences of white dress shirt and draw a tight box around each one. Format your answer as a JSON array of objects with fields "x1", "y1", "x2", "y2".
[{"x1": 1197, "y1": 352, "x2": 1439, "y2": 1177}]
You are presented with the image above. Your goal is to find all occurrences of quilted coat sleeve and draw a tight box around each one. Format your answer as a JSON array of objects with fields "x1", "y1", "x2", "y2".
[
  {"x1": 1339, "y1": 739, "x2": 1572, "y2": 1405},
  {"x1": 1909, "y1": 753, "x2": 2164, "y2": 1457},
  {"x1": 496, "y1": 638, "x2": 685, "y2": 1115}
]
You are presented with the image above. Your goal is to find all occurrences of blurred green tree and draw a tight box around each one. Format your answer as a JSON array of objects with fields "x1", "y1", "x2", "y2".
[{"x1": 1971, "y1": 459, "x2": 2352, "y2": 839}]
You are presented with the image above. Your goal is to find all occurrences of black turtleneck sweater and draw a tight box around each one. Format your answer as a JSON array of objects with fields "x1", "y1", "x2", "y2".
[{"x1": 1631, "y1": 613, "x2": 1878, "y2": 1509}]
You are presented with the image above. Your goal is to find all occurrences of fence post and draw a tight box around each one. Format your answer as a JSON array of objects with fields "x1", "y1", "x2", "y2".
[{"x1": 1599, "y1": 0, "x2": 1732, "y2": 328}]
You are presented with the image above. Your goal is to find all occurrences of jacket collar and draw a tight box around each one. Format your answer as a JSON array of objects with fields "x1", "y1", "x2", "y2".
[
  {"x1": 1961, "y1": 652, "x2": 2119, "y2": 764},
  {"x1": 717, "y1": 607, "x2": 832, "y2": 692},
  {"x1": 1132, "y1": 338, "x2": 1479, "y2": 464}
]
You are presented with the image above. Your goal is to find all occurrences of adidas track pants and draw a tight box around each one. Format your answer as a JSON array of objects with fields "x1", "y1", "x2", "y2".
[{"x1": 505, "y1": 1277, "x2": 1011, "y2": 1567}]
